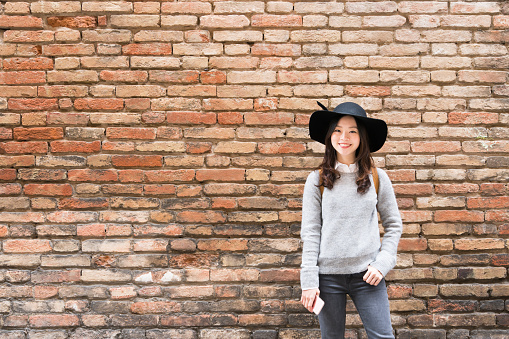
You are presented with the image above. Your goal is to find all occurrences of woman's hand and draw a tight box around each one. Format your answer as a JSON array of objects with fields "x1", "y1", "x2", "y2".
[
  {"x1": 363, "y1": 265, "x2": 383, "y2": 286},
  {"x1": 300, "y1": 288, "x2": 320, "y2": 312}
]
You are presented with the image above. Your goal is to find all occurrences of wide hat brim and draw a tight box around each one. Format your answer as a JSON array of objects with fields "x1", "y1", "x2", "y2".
[{"x1": 309, "y1": 102, "x2": 388, "y2": 153}]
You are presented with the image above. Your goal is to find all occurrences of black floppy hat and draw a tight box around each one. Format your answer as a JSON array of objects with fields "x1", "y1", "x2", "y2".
[{"x1": 309, "y1": 101, "x2": 388, "y2": 153}]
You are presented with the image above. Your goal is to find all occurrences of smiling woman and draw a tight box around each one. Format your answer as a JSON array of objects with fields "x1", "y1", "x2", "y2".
[{"x1": 301, "y1": 102, "x2": 402, "y2": 338}]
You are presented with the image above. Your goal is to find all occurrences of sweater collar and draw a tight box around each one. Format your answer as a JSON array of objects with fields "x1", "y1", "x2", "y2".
[{"x1": 335, "y1": 161, "x2": 358, "y2": 173}]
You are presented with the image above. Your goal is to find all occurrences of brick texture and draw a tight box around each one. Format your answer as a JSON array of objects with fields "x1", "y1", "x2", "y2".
[{"x1": 0, "y1": 1, "x2": 507, "y2": 338}]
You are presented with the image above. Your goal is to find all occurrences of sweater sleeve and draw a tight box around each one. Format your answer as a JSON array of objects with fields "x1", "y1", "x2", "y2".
[
  {"x1": 300, "y1": 170, "x2": 322, "y2": 290},
  {"x1": 369, "y1": 168, "x2": 403, "y2": 277}
]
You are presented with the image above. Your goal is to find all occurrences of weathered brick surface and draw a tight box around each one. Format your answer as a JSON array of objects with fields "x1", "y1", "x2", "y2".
[{"x1": 0, "y1": 1, "x2": 506, "y2": 337}]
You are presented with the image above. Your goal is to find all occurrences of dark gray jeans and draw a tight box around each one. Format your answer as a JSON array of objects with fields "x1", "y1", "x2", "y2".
[{"x1": 318, "y1": 272, "x2": 395, "y2": 339}]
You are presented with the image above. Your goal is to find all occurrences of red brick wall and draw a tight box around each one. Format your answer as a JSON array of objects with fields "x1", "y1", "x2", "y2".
[{"x1": 0, "y1": 1, "x2": 508, "y2": 338}]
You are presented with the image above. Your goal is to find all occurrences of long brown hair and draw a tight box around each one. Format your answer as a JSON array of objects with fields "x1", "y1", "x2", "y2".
[{"x1": 318, "y1": 115, "x2": 373, "y2": 194}]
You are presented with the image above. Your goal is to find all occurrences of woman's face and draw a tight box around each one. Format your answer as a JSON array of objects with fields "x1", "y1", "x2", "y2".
[{"x1": 330, "y1": 115, "x2": 360, "y2": 165}]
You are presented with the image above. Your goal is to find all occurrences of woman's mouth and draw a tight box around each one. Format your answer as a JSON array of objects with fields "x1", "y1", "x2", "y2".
[{"x1": 339, "y1": 143, "x2": 351, "y2": 149}]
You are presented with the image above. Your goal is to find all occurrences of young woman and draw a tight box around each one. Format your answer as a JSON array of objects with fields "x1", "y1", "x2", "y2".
[{"x1": 300, "y1": 102, "x2": 403, "y2": 338}]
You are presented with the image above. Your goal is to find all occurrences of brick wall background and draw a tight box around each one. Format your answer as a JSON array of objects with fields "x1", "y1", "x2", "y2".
[{"x1": 0, "y1": 0, "x2": 507, "y2": 338}]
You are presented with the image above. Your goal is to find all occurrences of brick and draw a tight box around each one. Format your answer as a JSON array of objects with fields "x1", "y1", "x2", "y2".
[
  {"x1": 110, "y1": 15, "x2": 160, "y2": 28},
  {"x1": 184, "y1": 30, "x2": 210, "y2": 43},
  {"x1": 342, "y1": 31, "x2": 393, "y2": 43},
  {"x1": 112, "y1": 155, "x2": 162, "y2": 168},
  {"x1": 13, "y1": 127, "x2": 63, "y2": 140},
  {"x1": 494, "y1": 15, "x2": 509, "y2": 28},
  {"x1": 31, "y1": 1, "x2": 81, "y2": 14},
  {"x1": 397, "y1": 329, "x2": 446, "y2": 339},
  {"x1": 161, "y1": 2, "x2": 211, "y2": 14},
  {"x1": 441, "y1": 15, "x2": 492, "y2": 28},
  {"x1": 0, "y1": 15, "x2": 43, "y2": 28},
  {"x1": 131, "y1": 301, "x2": 180, "y2": 315},
  {"x1": 9, "y1": 99, "x2": 58, "y2": 111},
  {"x1": 3, "y1": 240, "x2": 51, "y2": 253},
  {"x1": 201, "y1": 15, "x2": 249, "y2": 28},
  {"x1": 150, "y1": 70, "x2": 199, "y2": 83},
  {"x1": 213, "y1": 31, "x2": 262, "y2": 42},
  {"x1": 470, "y1": 98, "x2": 509, "y2": 111},
  {"x1": 161, "y1": 15, "x2": 198, "y2": 28},
  {"x1": 47, "y1": 70, "x2": 99, "y2": 83},
  {"x1": 196, "y1": 169, "x2": 245, "y2": 182},
  {"x1": 47, "y1": 16, "x2": 96, "y2": 29},
  {"x1": 422, "y1": 30, "x2": 472, "y2": 43},
  {"x1": 136, "y1": 141, "x2": 185, "y2": 153},
  {"x1": 58, "y1": 197, "x2": 108, "y2": 210},
  {"x1": 107, "y1": 127, "x2": 156, "y2": 140},
  {"x1": 238, "y1": 314, "x2": 286, "y2": 326},
  {"x1": 74, "y1": 98, "x2": 124, "y2": 111},
  {"x1": 252, "y1": 15, "x2": 302, "y2": 27},
  {"x1": 122, "y1": 43, "x2": 172, "y2": 56},
  {"x1": 451, "y1": 2, "x2": 501, "y2": 14},
  {"x1": 468, "y1": 197, "x2": 509, "y2": 209},
  {"x1": 3, "y1": 57, "x2": 53, "y2": 70},
  {"x1": 421, "y1": 57, "x2": 472, "y2": 69},
  {"x1": 363, "y1": 15, "x2": 406, "y2": 28},
  {"x1": 167, "y1": 85, "x2": 217, "y2": 97},
  {"x1": 39, "y1": 86, "x2": 89, "y2": 98},
  {"x1": 0, "y1": 87, "x2": 34, "y2": 100},
  {"x1": 200, "y1": 71, "x2": 226, "y2": 84},
  {"x1": 278, "y1": 71, "x2": 327, "y2": 84},
  {"x1": 295, "y1": 2, "x2": 343, "y2": 14},
  {"x1": 411, "y1": 141, "x2": 461, "y2": 153},
  {"x1": 0, "y1": 154, "x2": 35, "y2": 167},
  {"x1": 261, "y1": 51, "x2": 304, "y2": 64},
  {"x1": 434, "y1": 210, "x2": 484, "y2": 223},
  {"x1": 50, "y1": 140, "x2": 101, "y2": 153},
  {"x1": 29, "y1": 314, "x2": 79, "y2": 328},
  {"x1": 330, "y1": 70, "x2": 379, "y2": 83},
  {"x1": 4, "y1": 2, "x2": 30, "y2": 14},
  {"x1": 329, "y1": 16, "x2": 362, "y2": 28},
  {"x1": 82, "y1": 1, "x2": 133, "y2": 12},
  {"x1": 455, "y1": 239, "x2": 506, "y2": 251},
  {"x1": 409, "y1": 15, "x2": 440, "y2": 28},
  {"x1": 346, "y1": 1, "x2": 397, "y2": 13},
  {"x1": 81, "y1": 56, "x2": 129, "y2": 69},
  {"x1": 442, "y1": 86, "x2": 491, "y2": 98},
  {"x1": 210, "y1": 57, "x2": 259, "y2": 69},
  {"x1": 203, "y1": 99, "x2": 254, "y2": 112},
  {"x1": 0, "y1": 169, "x2": 16, "y2": 181},
  {"x1": 345, "y1": 86, "x2": 391, "y2": 97},
  {"x1": 399, "y1": 2, "x2": 448, "y2": 14},
  {"x1": 227, "y1": 71, "x2": 276, "y2": 84},
  {"x1": 260, "y1": 57, "x2": 293, "y2": 69},
  {"x1": 0, "y1": 141, "x2": 48, "y2": 154},
  {"x1": 291, "y1": 30, "x2": 341, "y2": 43},
  {"x1": 460, "y1": 44, "x2": 507, "y2": 56},
  {"x1": 215, "y1": 1, "x2": 265, "y2": 14},
  {"x1": 99, "y1": 70, "x2": 148, "y2": 83},
  {"x1": 134, "y1": 30, "x2": 183, "y2": 42},
  {"x1": 0, "y1": 71, "x2": 46, "y2": 85},
  {"x1": 474, "y1": 56, "x2": 509, "y2": 69},
  {"x1": 266, "y1": 2, "x2": 293, "y2": 13}
]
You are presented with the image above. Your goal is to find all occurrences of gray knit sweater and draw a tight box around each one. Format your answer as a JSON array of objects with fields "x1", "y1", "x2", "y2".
[{"x1": 300, "y1": 168, "x2": 403, "y2": 290}]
